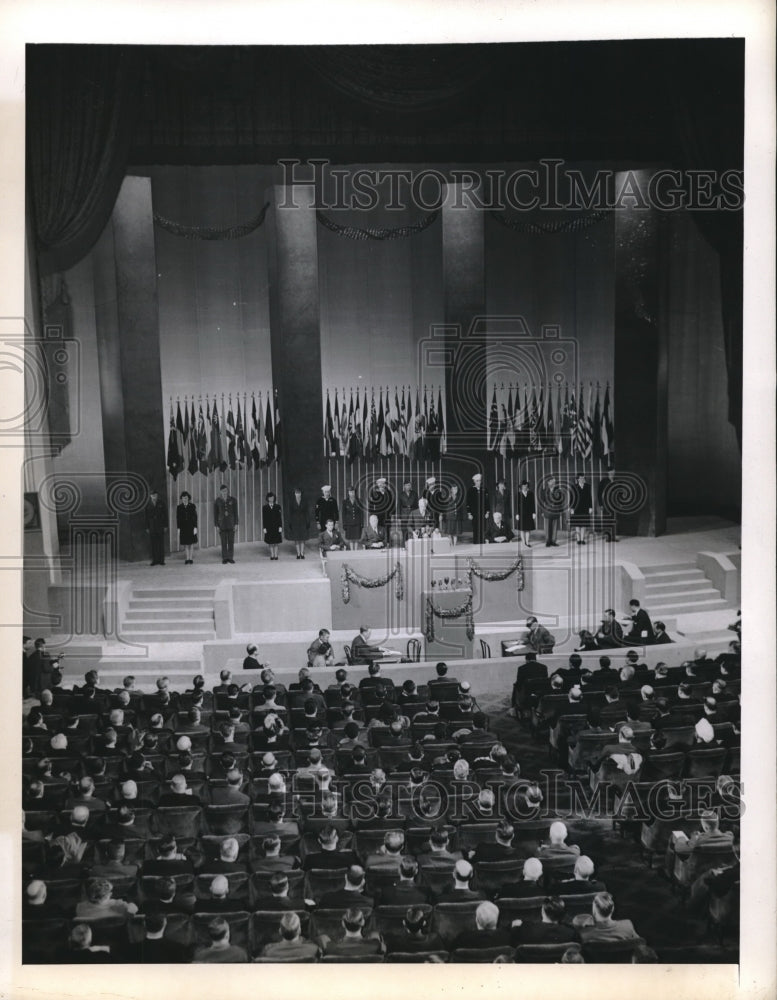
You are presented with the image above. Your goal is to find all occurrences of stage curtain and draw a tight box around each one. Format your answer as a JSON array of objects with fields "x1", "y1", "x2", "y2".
[
  {"x1": 27, "y1": 44, "x2": 143, "y2": 275},
  {"x1": 663, "y1": 41, "x2": 744, "y2": 449}
]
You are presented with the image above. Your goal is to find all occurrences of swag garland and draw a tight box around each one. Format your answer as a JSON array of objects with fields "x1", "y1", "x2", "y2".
[
  {"x1": 465, "y1": 553, "x2": 525, "y2": 594},
  {"x1": 154, "y1": 202, "x2": 271, "y2": 240},
  {"x1": 316, "y1": 210, "x2": 439, "y2": 241},
  {"x1": 341, "y1": 561, "x2": 404, "y2": 605},
  {"x1": 489, "y1": 209, "x2": 610, "y2": 236},
  {"x1": 425, "y1": 593, "x2": 475, "y2": 645}
]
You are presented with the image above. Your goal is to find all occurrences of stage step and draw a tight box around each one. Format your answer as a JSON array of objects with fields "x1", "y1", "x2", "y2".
[
  {"x1": 649, "y1": 598, "x2": 729, "y2": 615},
  {"x1": 121, "y1": 584, "x2": 217, "y2": 644},
  {"x1": 645, "y1": 586, "x2": 724, "y2": 602},
  {"x1": 645, "y1": 578, "x2": 711, "y2": 593}
]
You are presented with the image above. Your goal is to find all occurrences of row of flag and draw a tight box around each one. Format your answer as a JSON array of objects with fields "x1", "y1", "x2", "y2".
[
  {"x1": 166, "y1": 393, "x2": 281, "y2": 479},
  {"x1": 488, "y1": 382, "x2": 615, "y2": 463},
  {"x1": 324, "y1": 386, "x2": 447, "y2": 463}
]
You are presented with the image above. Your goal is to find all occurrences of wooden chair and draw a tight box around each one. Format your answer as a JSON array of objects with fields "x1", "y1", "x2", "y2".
[
  {"x1": 479, "y1": 640, "x2": 492, "y2": 659},
  {"x1": 407, "y1": 639, "x2": 422, "y2": 662},
  {"x1": 433, "y1": 900, "x2": 483, "y2": 947}
]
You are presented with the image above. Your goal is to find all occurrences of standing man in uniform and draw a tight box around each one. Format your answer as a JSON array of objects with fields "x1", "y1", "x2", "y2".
[
  {"x1": 539, "y1": 475, "x2": 562, "y2": 547},
  {"x1": 398, "y1": 480, "x2": 419, "y2": 537},
  {"x1": 369, "y1": 477, "x2": 395, "y2": 529},
  {"x1": 570, "y1": 473, "x2": 593, "y2": 545},
  {"x1": 214, "y1": 484, "x2": 239, "y2": 564},
  {"x1": 145, "y1": 488, "x2": 168, "y2": 566},
  {"x1": 315, "y1": 485, "x2": 340, "y2": 532},
  {"x1": 466, "y1": 473, "x2": 490, "y2": 545},
  {"x1": 597, "y1": 468, "x2": 620, "y2": 542}
]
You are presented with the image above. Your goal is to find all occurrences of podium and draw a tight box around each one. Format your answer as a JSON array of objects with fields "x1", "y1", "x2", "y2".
[{"x1": 423, "y1": 588, "x2": 474, "y2": 660}]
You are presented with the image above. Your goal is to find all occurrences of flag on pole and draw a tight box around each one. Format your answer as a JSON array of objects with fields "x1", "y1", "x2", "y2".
[
  {"x1": 376, "y1": 389, "x2": 386, "y2": 457},
  {"x1": 324, "y1": 393, "x2": 335, "y2": 458},
  {"x1": 427, "y1": 393, "x2": 441, "y2": 461},
  {"x1": 405, "y1": 389, "x2": 415, "y2": 459},
  {"x1": 602, "y1": 384, "x2": 615, "y2": 466},
  {"x1": 578, "y1": 386, "x2": 593, "y2": 459},
  {"x1": 183, "y1": 399, "x2": 190, "y2": 454},
  {"x1": 250, "y1": 396, "x2": 261, "y2": 468},
  {"x1": 197, "y1": 403, "x2": 208, "y2": 473},
  {"x1": 235, "y1": 399, "x2": 246, "y2": 468},
  {"x1": 226, "y1": 400, "x2": 237, "y2": 470},
  {"x1": 257, "y1": 393, "x2": 267, "y2": 465},
  {"x1": 392, "y1": 388, "x2": 402, "y2": 455},
  {"x1": 347, "y1": 391, "x2": 361, "y2": 464},
  {"x1": 209, "y1": 399, "x2": 226, "y2": 472},
  {"x1": 332, "y1": 392, "x2": 342, "y2": 457},
  {"x1": 338, "y1": 391, "x2": 349, "y2": 456},
  {"x1": 554, "y1": 384, "x2": 564, "y2": 455},
  {"x1": 413, "y1": 388, "x2": 425, "y2": 463},
  {"x1": 488, "y1": 386, "x2": 499, "y2": 453},
  {"x1": 188, "y1": 401, "x2": 198, "y2": 475},
  {"x1": 264, "y1": 393, "x2": 275, "y2": 463},
  {"x1": 383, "y1": 389, "x2": 395, "y2": 456},
  {"x1": 561, "y1": 386, "x2": 573, "y2": 459},
  {"x1": 437, "y1": 387, "x2": 446, "y2": 455},
  {"x1": 274, "y1": 391, "x2": 281, "y2": 463},
  {"x1": 592, "y1": 386, "x2": 603, "y2": 461},
  {"x1": 498, "y1": 399, "x2": 509, "y2": 460},
  {"x1": 167, "y1": 404, "x2": 182, "y2": 479},
  {"x1": 176, "y1": 401, "x2": 186, "y2": 465}
]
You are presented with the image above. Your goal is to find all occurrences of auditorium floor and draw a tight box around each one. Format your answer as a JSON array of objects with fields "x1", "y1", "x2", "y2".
[{"x1": 479, "y1": 688, "x2": 738, "y2": 962}]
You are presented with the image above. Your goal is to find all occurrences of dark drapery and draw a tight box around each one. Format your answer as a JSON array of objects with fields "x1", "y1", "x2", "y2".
[
  {"x1": 662, "y1": 40, "x2": 744, "y2": 449},
  {"x1": 26, "y1": 45, "x2": 143, "y2": 275}
]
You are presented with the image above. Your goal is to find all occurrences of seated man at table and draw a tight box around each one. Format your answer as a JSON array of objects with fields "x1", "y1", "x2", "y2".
[
  {"x1": 319, "y1": 518, "x2": 345, "y2": 556},
  {"x1": 351, "y1": 627, "x2": 385, "y2": 665},
  {"x1": 485, "y1": 510, "x2": 515, "y2": 543},
  {"x1": 359, "y1": 513, "x2": 387, "y2": 549},
  {"x1": 504, "y1": 617, "x2": 555, "y2": 656}
]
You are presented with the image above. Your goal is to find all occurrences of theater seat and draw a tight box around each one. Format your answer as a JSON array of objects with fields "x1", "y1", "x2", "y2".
[
  {"x1": 493, "y1": 896, "x2": 546, "y2": 927},
  {"x1": 192, "y1": 911, "x2": 251, "y2": 952},
  {"x1": 128, "y1": 913, "x2": 192, "y2": 945},
  {"x1": 433, "y1": 900, "x2": 483, "y2": 946},
  {"x1": 310, "y1": 907, "x2": 374, "y2": 940},
  {"x1": 374, "y1": 904, "x2": 433, "y2": 938},
  {"x1": 473, "y1": 860, "x2": 525, "y2": 896},
  {"x1": 22, "y1": 918, "x2": 69, "y2": 963},
  {"x1": 155, "y1": 806, "x2": 203, "y2": 839},
  {"x1": 204, "y1": 804, "x2": 249, "y2": 835},
  {"x1": 452, "y1": 945, "x2": 513, "y2": 963},
  {"x1": 581, "y1": 936, "x2": 646, "y2": 963},
  {"x1": 251, "y1": 910, "x2": 309, "y2": 951},
  {"x1": 385, "y1": 950, "x2": 448, "y2": 962},
  {"x1": 515, "y1": 941, "x2": 575, "y2": 963},
  {"x1": 320, "y1": 954, "x2": 384, "y2": 963}
]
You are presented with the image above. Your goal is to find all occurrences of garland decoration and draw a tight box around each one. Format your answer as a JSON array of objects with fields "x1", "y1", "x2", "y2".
[
  {"x1": 341, "y1": 561, "x2": 404, "y2": 605},
  {"x1": 488, "y1": 209, "x2": 610, "y2": 235},
  {"x1": 465, "y1": 553, "x2": 525, "y2": 594},
  {"x1": 154, "y1": 202, "x2": 270, "y2": 240},
  {"x1": 316, "y1": 209, "x2": 439, "y2": 241},
  {"x1": 425, "y1": 593, "x2": 475, "y2": 644}
]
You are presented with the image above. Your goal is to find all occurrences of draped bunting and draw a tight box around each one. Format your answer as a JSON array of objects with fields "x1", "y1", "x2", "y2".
[
  {"x1": 489, "y1": 209, "x2": 610, "y2": 235},
  {"x1": 340, "y1": 562, "x2": 404, "y2": 605},
  {"x1": 316, "y1": 210, "x2": 439, "y2": 241},
  {"x1": 466, "y1": 554, "x2": 525, "y2": 595},
  {"x1": 424, "y1": 593, "x2": 475, "y2": 644},
  {"x1": 154, "y1": 202, "x2": 270, "y2": 240}
]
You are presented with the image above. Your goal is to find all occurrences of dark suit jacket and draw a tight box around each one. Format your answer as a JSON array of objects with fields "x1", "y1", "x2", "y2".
[
  {"x1": 302, "y1": 850, "x2": 359, "y2": 871},
  {"x1": 453, "y1": 928, "x2": 512, "y2": 951},
  {"x1": 511, "y1": 921, "x2": 578, "y2": 946},
  {"x1": 124, "y1": 938, "x2": 192, "y2": 963},
  {"x1": 318, "y1": 889, "x2": 375, "y2": 908},
  {"x1": 378, "y1": 883, "x2": 430, "y2": 906},
  {"x1": 214, "y1": 495, "x2": 238, "y2": 530}
]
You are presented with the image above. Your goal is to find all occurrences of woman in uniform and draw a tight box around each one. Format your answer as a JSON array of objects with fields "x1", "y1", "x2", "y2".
[
  {"x1": 176, "y1": 491, "x2": 198, "y2": 565},
  {"x1": 262, "y1": 491, "x2": 283, "y2": 561},
  {"x1": 341, "y1": 486, "x2": 363, "y2": 551},
  {"x1": 288, "y1": 488, "x2": 310, "y2": 559}
]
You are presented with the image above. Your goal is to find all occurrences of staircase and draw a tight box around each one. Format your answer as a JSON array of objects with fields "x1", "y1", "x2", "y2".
[
  {"x1": 120, "y1": 586, "x2": 217, "y2": 643},
  {"x1": 643, "y1": 564, "x2": 729, "y2": 617}
]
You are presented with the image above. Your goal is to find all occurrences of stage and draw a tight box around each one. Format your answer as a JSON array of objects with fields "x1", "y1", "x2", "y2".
[{"x1": 28, "y1": 517, "x2": 740, "y2": 691}]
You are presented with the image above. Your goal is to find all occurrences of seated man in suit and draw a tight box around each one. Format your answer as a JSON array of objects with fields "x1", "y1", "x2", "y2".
[
  {"x1": 538, "y1": 822, "x2": 581, "y2": 869},
  {"x1": 378, "y1": 858, "x2": 430, "y2": 906},
  {"x1": 256, "y1": 911, "x2": 320, "y2": 962},
  {"x1": 193, "y1": 916, "x2": 248, "y2": 963},
  {"x1": 360, "y1": 513, "x2": 387, "y2": 548},
  {"x1": 201, "y1": 837, "x2": 248, "y2": 876},
  {"x1": 652, "y1": 620, "x2": 673, "y2": 644},
  {"x1": 307, "y1": 629, "x2": 335, "y2": 670},
  {"x1": 432, "y1": 859, "x2": 486, "y2": 903},
  {"x1": 318, "y1": 864, "x2": 374, "y2": 909},
  {"x1": 195, "y1": 875, "x2": 243, "y2": 915},
  {"x1": 596, "y1": 609, "x2": 624, "y2": 649},
  {"x1": 251, "y1": 835, "x2": 301, "y2": 874},
  {"x1": 124, "y1": 912, "x2": 191, "y2": 963},
  {"x1": 319, "y1": 518, "x2": 345, "y2": 556},
  {"x1": 383, "y1": 905, "x2": 445, "y2": 955},
  {"x1": 485, "y1": 510, "x2": 515, "y2": 543},
  {"x1": 451, "y1": 900, "x2": 512, "y2": 952},
  {"x1": 75, "y1": 877, "x2": 138, "y2": 923},
  {"x1": 158, "y1": 773, "x2": 202, "y2": 808},
  {"x1": 365, "y1": 830, "x2": 408, "y2": 874},
  {"x1": 351, "y1": 628, "x2": 386, "y2": 666},
  {"x1": 511, "y1": 896, "x2": 579, "y2": 946},
  {"x1": 624, "y1": 599, "x2": 654, "y2": 645},
  {"x1": 670, "y1": 810, "x2": 735, "y2": 883},
  {"x1": 470, "y1": 820, "x2": 518, "y2": 864},
  {"x1": 576, "y1": 892, "x2": 639, "y2": 943},
  {"x1": 551, "y1": 855, "x2": 607, "y2": 895},
  {"x1": 317, "y1": 907, "x2": 384, "y2": 958},
  {"x1": 141, "y1": 835, "x2": 195, "y2": 878},
  {"x1": 302, "y1": 825, "x2": 359, "y2": 871},
  {"x1": 496, "y1": 857, "x2": 545, "y2": 899},
  {"x1": 252, "y1": 872, "x2": 301, "y2": 912}
]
